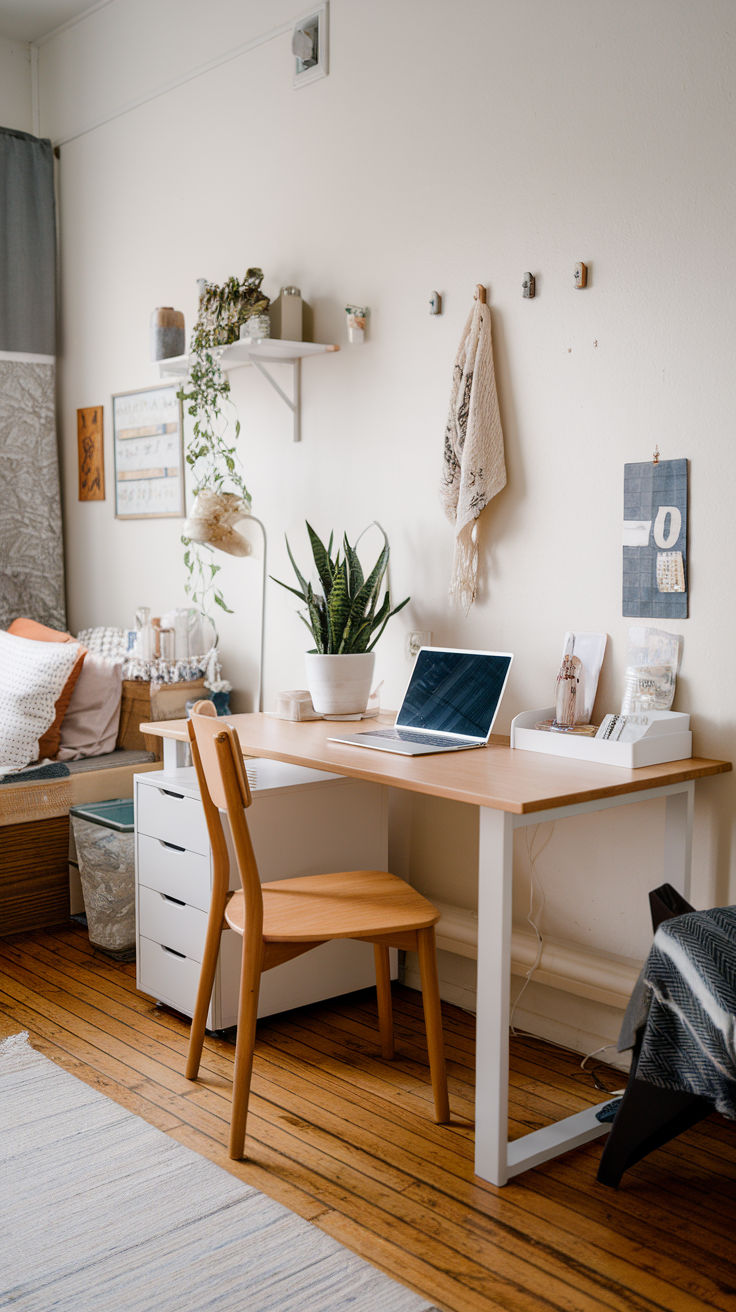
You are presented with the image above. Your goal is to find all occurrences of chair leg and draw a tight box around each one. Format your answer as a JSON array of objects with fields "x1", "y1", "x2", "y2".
[
  {"x1": 597, "y1": 1041, "x2": 713, "y2": 1186},
  {"x1": 186, "y1": 886, "x2": 229, "y2": 1080},
  {"x1": 597, "y1": 1078, "x2": 712, "y2": 1187},
  {"x1": 229, "y1": 936, "x2": 264, "y2": 1160},
  {"x1": 416, "y1": 926, "x2": 450, "y2": 1123},
  {"x1": 374, "y1": 944, "x2": 395, "y2": 1059}
]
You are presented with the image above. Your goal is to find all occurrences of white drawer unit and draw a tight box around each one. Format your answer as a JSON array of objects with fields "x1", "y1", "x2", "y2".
[
  {"x1": 137, "y1": 833, "x2": 211, "y2": 911},
  {"x1": 137, "y1": 783, "x2": 209, "y2": 854},
  {"x1": 134, "y1": 759, "x2": 393, "y2": 1030}
]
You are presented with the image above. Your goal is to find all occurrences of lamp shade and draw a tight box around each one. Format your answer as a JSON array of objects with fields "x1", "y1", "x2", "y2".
[{"x1": 183, "y1": 490, "x2": 252, "y2": 557}]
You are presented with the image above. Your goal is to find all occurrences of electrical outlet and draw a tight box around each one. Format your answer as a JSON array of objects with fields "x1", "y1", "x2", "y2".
[{"x1": 406, "y1": 631, "x2": 431, "y2": 660}]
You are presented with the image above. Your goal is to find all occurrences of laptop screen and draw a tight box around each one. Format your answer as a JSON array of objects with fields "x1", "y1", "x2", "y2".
[{"x1": 397, "y1": 649, "x2": 513, "y2": 740}]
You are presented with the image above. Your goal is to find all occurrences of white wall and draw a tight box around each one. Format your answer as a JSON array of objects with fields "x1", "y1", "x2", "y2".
[
  {"x1": 38, "y1": 0, "x2": 736, "y2": 1050},
  {"x1": 0, "y1": 37, "x2": 31, "y2": 131}
]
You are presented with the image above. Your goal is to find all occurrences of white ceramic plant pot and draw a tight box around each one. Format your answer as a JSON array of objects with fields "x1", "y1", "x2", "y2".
[{"x1": 304, "y1": 652, "x2": 376, "y2": 716}]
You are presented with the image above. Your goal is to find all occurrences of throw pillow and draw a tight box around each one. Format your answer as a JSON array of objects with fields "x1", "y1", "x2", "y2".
[
  {"x1": 7, "y1": 617, "x2": 87, "y2": 757},
  {"x1": 75, "y1": 627, "x2": 130, "y2": 659},
  {"x1": 0, "y1": 631, "x2": 85, "y2": 773},
  {"x1": 57, "y1": 654, "x2": 124, "y2": 760}
]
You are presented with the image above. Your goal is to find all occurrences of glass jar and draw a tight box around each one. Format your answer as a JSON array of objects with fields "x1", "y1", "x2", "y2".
[
  {"x1": 240, "y1": 313, "x2": 270, "y2": 342},
  {"x1": 627, "y1": 664, "x2": 675, "y2": 711}
]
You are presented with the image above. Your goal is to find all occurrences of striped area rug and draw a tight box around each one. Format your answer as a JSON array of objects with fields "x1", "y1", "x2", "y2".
[{"x1": 0, "y1": 1033, "x2": 436, "y2": 1311}]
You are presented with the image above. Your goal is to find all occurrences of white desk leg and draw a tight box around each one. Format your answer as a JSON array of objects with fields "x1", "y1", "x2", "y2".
[
  {"x1": 663, "y1": 782, "x2": 694, "y2": 900},
  {"x1": 161, "y1": 737, "x2": 189, "y2": 771},
  {"x1": 475, "y1": 806, "x2": 514, "y2": 1186}
]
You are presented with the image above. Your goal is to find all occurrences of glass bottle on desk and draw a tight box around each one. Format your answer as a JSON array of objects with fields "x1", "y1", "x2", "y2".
[{"x1": 134, "y1": 606, "x2": 155, "y2": 660}]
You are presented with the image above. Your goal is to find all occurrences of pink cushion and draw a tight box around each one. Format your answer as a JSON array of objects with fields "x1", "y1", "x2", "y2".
[{"x1": 57, "y1": 654, "x2": 124, "y2": 760}]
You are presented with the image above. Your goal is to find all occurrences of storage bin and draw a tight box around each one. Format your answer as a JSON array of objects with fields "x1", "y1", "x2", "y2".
[
  {"x1": 70, "y1": 799, "x2": 136, "y2": 959},
  {"x1": 510, "y1": 707, "x2": 692, "y2": 768}
]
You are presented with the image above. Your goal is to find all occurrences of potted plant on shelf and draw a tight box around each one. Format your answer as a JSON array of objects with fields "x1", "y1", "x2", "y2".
[
  {"x1": 272, "y1": 522, "x2": 409, "y2": 716},
  {"x1": 178, "y1": 268, "x2": 270, "y2": 615}
]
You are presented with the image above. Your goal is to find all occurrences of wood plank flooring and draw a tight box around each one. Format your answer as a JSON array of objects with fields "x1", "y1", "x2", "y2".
[{"x1": 1, "y1": 922, "x2": 735, "y2": 1312}]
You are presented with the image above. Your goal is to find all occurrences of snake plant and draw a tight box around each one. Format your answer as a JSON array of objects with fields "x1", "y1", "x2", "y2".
[{"x1": 272, "y1": 522, "x2": 409, "y2": 654}]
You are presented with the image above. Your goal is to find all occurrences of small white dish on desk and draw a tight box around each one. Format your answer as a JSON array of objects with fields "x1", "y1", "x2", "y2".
[
  {"x1": 322, "y1": 708, "x2": 380, "y2": 721},
  {"x1": 511, "y1": 707, "x2": 692, "y2": 768},
  {"x1": 265, "y1": 707, "x2": 381, "y2": 722}
]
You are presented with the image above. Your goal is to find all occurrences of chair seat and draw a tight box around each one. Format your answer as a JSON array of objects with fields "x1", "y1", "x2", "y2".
[{"x1": 224, "y1": 869, "x2": 439, "y2": 942}]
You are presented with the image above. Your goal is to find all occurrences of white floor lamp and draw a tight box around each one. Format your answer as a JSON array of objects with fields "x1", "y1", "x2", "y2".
[{"x1": 183, "y1": 492, "x2": 267, "y2": 712}]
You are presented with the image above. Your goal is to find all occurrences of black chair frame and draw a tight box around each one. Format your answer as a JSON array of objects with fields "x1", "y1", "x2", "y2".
[{"x1": 597, "y1": 883, "x2": 715, "y2": 1188}]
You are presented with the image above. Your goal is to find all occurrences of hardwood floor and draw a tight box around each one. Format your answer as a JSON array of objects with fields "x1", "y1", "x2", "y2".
[{"x1": 1, "y1": 922, "x2": 735, "y2": 1312}]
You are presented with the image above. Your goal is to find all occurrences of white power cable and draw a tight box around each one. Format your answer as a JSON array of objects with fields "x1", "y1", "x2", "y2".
[
  {"x1": 509, "y1": 823, "x2": 553, "y2": 1034},
  {"x1": 580, "y1": 1043, "x2": 627, "y2": 1096},
  {"x1": 499, "y1": 822, "x2": 627, "y2": 1099}
]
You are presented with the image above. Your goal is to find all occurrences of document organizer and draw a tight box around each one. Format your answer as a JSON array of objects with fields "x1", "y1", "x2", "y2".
[{"x1": 510, "y1": 708, "x2": 692, "y2": 769}]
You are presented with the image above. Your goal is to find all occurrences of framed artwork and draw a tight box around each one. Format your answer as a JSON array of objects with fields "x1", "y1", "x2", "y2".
[
  {"x1": 77, "y1": 405, "x2": 105, "y2": 500},
  {"x1": 623, "y1": 457, "x2": 688, "y2": 618},
  {"x1": 112, "y1": 383, "x2": 185, "y2": 519}
]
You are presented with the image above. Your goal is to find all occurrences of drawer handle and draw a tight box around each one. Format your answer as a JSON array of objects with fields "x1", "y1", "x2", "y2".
[
  {"x1": 158, "y1": 788, "x2": 184, "y2": 799},
  {"x1": 161, "y1": 944, "x2": 186, "y2": 959},
  {"x1": 159, "y1": 840, "x2": 185, "y2": 852},
  {"x1": 160, "y1": 893, "x2": 186, "y2": 907}
]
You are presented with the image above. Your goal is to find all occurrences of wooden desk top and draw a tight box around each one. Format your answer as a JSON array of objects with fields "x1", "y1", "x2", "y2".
[{"x1": 140, "y1": 712, "x2": 731, "y2": 815}]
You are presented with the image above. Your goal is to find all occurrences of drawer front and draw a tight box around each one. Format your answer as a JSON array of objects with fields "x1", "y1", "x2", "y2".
[
  {"x1": 137, "y1": 783, "x2": 209, "y2": 854},
  {"x1": 137, "y1": 832, "x2": 211, "y2": 911},
  {"x1": 138, "y1": 882, "x2": 207, "y2": 962},
  {"x1": 138, "y1": 934, "x2": 202, "y2": 1016}
]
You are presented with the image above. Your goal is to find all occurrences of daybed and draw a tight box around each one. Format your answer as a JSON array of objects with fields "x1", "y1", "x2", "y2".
[
  {"x1": 0, "y1": 621, "x2": 214, "y2": 934},
  {"x1": 0, "y1": 749, "x2": 161, "y2": 934}
]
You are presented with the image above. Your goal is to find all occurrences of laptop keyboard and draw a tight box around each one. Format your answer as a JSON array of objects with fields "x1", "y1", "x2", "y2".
[{"x1": 360, "y1": 729, "x2": 480, "y2": 748}]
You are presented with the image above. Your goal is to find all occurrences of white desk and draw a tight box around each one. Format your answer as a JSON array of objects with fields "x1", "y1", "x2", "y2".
[{"x1": 142, "y1": 712, "x2": 730, "y2": 1187}]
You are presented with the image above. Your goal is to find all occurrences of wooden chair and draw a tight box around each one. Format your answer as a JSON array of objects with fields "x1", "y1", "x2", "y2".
[{"x1": 185, "y1": 705, "x2": 450, "y2": 1160}]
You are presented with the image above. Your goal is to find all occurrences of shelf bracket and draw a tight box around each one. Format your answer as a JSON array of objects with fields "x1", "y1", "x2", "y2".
[{"x1": 251, "y1": 357, "x2": 302, "y2": 442}]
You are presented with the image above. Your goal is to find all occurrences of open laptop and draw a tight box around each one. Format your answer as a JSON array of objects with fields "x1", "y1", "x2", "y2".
[{"x1": 328, "y1": 647, "x2": 513, "y2": 756}]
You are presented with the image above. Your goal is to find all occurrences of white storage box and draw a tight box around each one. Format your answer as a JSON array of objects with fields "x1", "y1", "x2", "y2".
[{"x1": 510, "y1": 707, "x2": 692, "y2": 769}]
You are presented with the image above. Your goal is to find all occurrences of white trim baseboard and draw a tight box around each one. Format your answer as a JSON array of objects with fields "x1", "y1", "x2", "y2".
[{"x1": 431, "y1": 899, "x2": 642, "y2": 1011}]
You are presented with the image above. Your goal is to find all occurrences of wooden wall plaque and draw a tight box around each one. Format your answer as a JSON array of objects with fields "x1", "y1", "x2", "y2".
[{"x1": 77, "y1": 406, "x2": 105, "y2": 501}]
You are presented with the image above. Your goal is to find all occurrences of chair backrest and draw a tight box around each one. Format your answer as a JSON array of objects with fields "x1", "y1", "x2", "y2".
[
  {"x1": 188, "y1": 711, "x2": 262, "y2": 929},
  {"x1": 190, "y1": 698, "x2": 217, "y2": 718}
]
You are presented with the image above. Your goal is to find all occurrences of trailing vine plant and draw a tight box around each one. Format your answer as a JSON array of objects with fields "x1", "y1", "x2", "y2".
[{"x1": 178, "y1": 268, "x2": 270, "y2": 614}]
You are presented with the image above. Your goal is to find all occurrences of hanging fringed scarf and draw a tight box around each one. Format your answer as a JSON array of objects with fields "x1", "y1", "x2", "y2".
[{"x1": 439, "y1": 285, "x2": 506, "y2": 610}]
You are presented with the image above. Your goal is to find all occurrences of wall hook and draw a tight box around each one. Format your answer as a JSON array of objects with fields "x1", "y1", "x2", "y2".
[
  {"x1": 522, "y1": 272, "x2": 535, "y2": 299},
  {"x1": 474, "y1": 284, "x2": 487, "y2": 304},
  {"x1": 429, "y1": 291, "x2": 442, "y2": 315},
  {"x1": 574, "y1": 262, "x2": 588, "y2": 289}
]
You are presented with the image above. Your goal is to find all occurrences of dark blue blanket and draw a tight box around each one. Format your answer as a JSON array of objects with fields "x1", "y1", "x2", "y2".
[
  {"x1": 624, "y1": 907, "x2": 736, "y2": 1119},
  {"x1": 0, "y1": 762, "x2": 70, "y2": 785}
]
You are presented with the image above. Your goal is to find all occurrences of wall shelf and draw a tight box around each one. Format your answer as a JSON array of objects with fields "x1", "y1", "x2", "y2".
[{"x1": 159, "y1": 339, "x2": 340, "y2": 442}]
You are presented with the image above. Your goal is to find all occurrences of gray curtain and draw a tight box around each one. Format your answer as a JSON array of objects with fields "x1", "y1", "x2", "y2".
[{"x1": 0, "y1": 126, "x2": 66, "y2": 632}]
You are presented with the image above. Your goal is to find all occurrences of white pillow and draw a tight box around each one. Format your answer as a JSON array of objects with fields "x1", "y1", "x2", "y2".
[
  {"x1": 57, "y1": 654, "x2": 123, "y2": 760},
  {"x1": 0, "y1": 631, "x2": 84, "y2": 773},
  {"x1": 75, "y1": 627, "x2": 130, "y2": 659}
]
